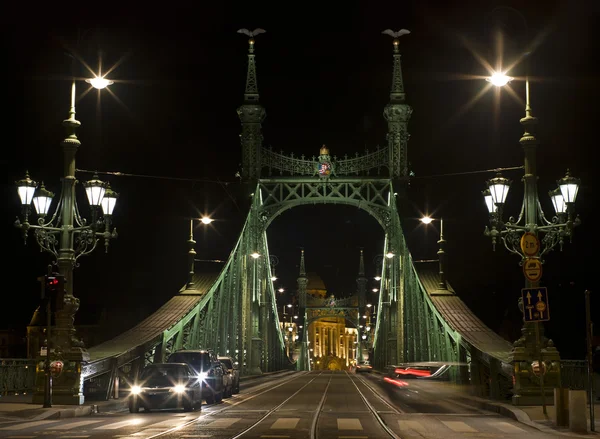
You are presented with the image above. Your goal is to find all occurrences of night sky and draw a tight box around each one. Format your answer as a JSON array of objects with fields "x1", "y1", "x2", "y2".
[{"x1": 4, "y1": 1, "x2": 598, "y2": 359}]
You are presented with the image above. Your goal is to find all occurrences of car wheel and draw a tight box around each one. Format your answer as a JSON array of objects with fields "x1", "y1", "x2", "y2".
[
  {"x1": 233, "y1": 386, "x2": 240, "y2": 394},
  {"x1": 205, "y1": 392, "x2": 215, "y2": 404},
  {"x1": 183, "y1": 398, "x2": 193, "y2": 412},
  {"x1": 128, "y1": 399, "x2": 139, "y2": 413}
]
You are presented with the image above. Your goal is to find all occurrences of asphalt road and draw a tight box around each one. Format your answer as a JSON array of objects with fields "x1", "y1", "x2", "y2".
[{"x1": 0, "y1": 371, "x2": 562, "y2": 438}]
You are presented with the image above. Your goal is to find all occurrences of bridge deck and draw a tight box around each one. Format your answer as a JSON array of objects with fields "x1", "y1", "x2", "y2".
[
  {"x1": 414, "y1": 261, "x2": 512, "y2": 363},
  {"x1": 87, "y1": 273, "x2": 219, "y2": 362}
]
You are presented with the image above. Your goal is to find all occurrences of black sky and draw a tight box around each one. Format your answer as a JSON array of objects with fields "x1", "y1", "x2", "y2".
[{"x1": 4, "y1": 1, "x2": 598, "y2": 358}]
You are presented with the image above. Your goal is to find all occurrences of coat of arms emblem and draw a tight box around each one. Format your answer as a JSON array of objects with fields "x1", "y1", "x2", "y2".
[{"x1": 316, "y1": 145, "x2": 335, "y2": 178}]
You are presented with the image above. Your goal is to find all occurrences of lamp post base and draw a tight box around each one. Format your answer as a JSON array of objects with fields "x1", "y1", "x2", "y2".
[
  {"x1": 32, "y1": 349, "x2": 89, "y2": 406},
  {"x1": 509, "y1": 322, "x2": 561, "y2": 408}
]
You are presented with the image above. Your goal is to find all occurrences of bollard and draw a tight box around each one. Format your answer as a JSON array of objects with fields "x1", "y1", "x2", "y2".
[
  {"x1": 554, "y1": 388, "x2": 569, "y2": 427},
  {"x1": 568, "y1": 389, "x2": 587, "y2": 433}
]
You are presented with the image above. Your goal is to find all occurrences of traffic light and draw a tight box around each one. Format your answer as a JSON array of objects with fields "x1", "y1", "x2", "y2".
[{"x1": 43, "y1": 274, "x2": 65, "y2": 311}]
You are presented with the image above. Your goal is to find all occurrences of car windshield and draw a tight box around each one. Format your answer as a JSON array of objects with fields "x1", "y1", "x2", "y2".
[
  {"x1": 140, "y1": 365, "x2": 187, "y2": 386},
  {"x1": 219, "y1": 358, "x2": 233, "y2": 369},
  {"x1": 168, "y1": 352, "x2": 210, "y2": 372}
]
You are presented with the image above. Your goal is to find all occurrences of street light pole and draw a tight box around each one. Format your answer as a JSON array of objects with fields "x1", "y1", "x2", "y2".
[
  {"x1": 187, "y1": 216, "x2": 214, "y2": 289},
  {"x1": 420, "y1": 216, "x2": 448, "y2": 291},
  {"x1": 483, "y1": 65, "x2": 581, "y2": 407},
  {"x1": 15, "y1": 63, "x2": 117, "y2": 405}
]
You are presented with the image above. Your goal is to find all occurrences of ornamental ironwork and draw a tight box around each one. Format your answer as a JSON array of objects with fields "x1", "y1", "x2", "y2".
[{"x1": 261, "y1": 145, "x2": 389, "y2": 177}]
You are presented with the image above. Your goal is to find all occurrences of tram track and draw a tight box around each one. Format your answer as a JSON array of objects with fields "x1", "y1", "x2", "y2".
[
  {"x1": 141, "y1": 370, "x2": 312, "y2": 439},
  {"x1": 229, "y1": 371, "x2": 326, "y2": 439},
  {"x1": 134, "y1": 370, "x2": 404, "y2": 439},
  {"x1": 339, "y1": 371, "x2": 402, "y2": 439}
]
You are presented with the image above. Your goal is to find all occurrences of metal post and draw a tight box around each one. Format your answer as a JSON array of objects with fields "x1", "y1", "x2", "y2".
[
  {"x1": 535, "y1": 322, "x2": 547, "y2": 414},
  {"x1": 187, "y1": 219, "x2": 196, "y2": 289},
  {"x1": 437, "y1": 218, "x2": 447, "y2": 289},
  {"x1": 43, "y1": 292, "x2": 52, "y2": 408},
  {"x1": 585, "y1": 289, "x2": 595, "y2": 431}
]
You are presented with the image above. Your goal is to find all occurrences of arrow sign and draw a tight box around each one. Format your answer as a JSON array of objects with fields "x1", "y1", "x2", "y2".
[{"x1": 521, "y1": 287, "x2": 550, "y2": 322}]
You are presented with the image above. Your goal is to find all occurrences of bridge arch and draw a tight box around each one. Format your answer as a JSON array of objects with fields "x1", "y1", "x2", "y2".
[{"x1": 257, "y1": 179, "x2": 394, "y2": 232}]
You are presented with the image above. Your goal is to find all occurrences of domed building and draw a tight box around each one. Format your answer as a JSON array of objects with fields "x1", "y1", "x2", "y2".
[{"x1": 295, "y1": 249, "x2": 370, "y2": 370}]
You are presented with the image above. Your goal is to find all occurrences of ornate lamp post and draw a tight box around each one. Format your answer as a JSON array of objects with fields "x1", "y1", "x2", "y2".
[
  {"x1": 482, "y1": 69, "x2": 581, "y2": 406},
  {"x1": 186, "y1": 216, "x2": 214, "y2": 289},
  {"x1": 14, "y1": 69, "x2": 117, "y2": 405},
  {"x1": 420, "y1": 216, "x2": 448, "y2": 290}
]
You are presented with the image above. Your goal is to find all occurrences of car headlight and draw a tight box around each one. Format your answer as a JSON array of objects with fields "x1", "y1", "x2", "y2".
[
  {"x1": 131, "y1": 385, "x2": 142, "y2": 395},
  {"x1": 172, "y1": 384, "x2": 186, "y2": 394},
  {"x1": 197, "y1": 372, "x2": 208, "y2": 381}
]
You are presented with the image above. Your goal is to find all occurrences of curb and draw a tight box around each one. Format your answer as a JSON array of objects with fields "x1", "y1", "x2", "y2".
[{"x1": 32, "y1": 406, "x2": 93, "y2": 420}]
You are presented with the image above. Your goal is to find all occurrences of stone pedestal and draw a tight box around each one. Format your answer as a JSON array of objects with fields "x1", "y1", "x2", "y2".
[
  {"x1": 568, "y1": 390, "x2": 588, "y2": 433},
  {"x1": 32, "y1": 348, "x2": 89, "y2": 405},
  {"x1": 32, "y1": 293, "x2": 89, "y2": 405},
  {"x1": 510, "y1": 321, "x2": 561, "y2": 406}
]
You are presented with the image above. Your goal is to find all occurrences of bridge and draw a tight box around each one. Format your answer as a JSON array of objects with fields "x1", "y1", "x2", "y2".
[{"x1": 5, "y1": 31, "x2": 558, "y2": 407}]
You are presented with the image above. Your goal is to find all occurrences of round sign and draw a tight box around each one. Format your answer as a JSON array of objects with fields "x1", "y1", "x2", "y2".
[
  {"x1": 532, "y1": 360, "x2": 547, "y2": 376},
  {"x1": 50, "y1": 360, "x2": 64, "y2": 378},
  {"x1": 535, "y1": 301, "x2": 547, "y2": 313},
  {"x1": 520, "y1": 232, "x2": 540, "y2": 257},
  {"x1": 523, "y1": 258, "x2": 543, "y2": 282}
]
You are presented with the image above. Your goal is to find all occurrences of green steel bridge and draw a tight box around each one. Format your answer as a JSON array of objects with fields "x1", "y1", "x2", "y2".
[
  {"x1": 5, "y1": 30, "x2": 552, "y2": 405},
  {"x1": 75, "y1": 31, "x2": 517, "y2": 402}
]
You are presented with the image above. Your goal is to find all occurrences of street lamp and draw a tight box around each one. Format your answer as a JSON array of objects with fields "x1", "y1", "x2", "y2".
[
  {"x1": 481, "y1": 22, "x2": 581, "y2": 407},
  {"x1": 14, "y1": 66, "x2": 117, "y2": 406},
  {"x1": 482, "y1": 86, "x2": 581, "y2": 254},
  {"x1": 420, "y1": 216, "x2": 447, "y2": 290},
  {"x1": 187, "y1": 216, "x2": 214, "y2": 289},
  {"x1": 268, "y1": 254, "x2": 279, "y2": 282}
]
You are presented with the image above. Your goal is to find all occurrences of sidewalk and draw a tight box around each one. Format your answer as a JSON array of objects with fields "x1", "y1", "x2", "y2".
[
  {"x1": 0, "y1": 394, "x2": 126, "y2": 420},
  {"x1": 449, "y1": 389, "x2": 600, "y2": 437}
]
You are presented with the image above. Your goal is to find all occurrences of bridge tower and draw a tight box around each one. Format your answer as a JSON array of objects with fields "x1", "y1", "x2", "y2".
[
  {"x1": 383, "y1": 33, "x2": 413, "y2": 193},
  {"x1": 237, "y1": 31, "x2": 266, "y2": 181}
]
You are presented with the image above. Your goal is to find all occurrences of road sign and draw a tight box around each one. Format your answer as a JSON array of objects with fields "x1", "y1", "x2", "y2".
[
  {"x1": 523, "y1": 258, "x2": 543, "y2": 282},
  {"x1": 520, "y1": 232, "x2": 540, "y2": 257},
  {"x1": 521, "y1": 287, "x2": 550, "y2": 322}
]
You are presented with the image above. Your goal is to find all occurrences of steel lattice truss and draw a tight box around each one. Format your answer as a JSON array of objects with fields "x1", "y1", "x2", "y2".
[
  {"x1": 73, "y1": 178, "x2": 512, "y2": 401},
  {"x1": 257, "y1": 178, "x2": 393, "y2": 229}
]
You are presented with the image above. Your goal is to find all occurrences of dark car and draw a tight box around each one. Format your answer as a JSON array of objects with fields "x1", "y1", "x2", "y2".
[
  {"x1": 219, "y1": 362, "x2": 233, "y2": 398},
  {"x1": 128, "y1": 363, "x2": 201, "y2": 413},
  {"x1": 168, "y1": 349, "x2": 224, "y2": 404},
  {"x1": 356, "y1": 361, "x2": 373, "y2": 373},
  {"x1": 218, "y1": 356, "x2": 240, "y2": 394}
]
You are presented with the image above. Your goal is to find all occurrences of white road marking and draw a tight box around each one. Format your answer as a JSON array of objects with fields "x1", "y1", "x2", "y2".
[
  {"x1": 489, "y1": 421, "x2": 526, "y2": 433},
  {"x1": 204, "y1": 417, "x2": 241, "y2": 428},
  {"x1": 270, "y1": 418, "x2": 300, "y2": 429},
  {"x1": 398, "y1": 420, "x2": 427, "y2": 433},
  {"x1": 53, "y1": 420, "x2": 104, "y2": 430},
  {"x1": 441, "y1": 420, "x2": 477, "y2": 432},
  {"x1": 337, "y1": 418, "x2": 363, "y2": 430},
  {"x1": 0, "y1": 421, "x2": 58, "y2": 430}
]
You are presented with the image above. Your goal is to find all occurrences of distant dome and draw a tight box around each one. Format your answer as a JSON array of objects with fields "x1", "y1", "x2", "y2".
[{"x1": 306, "y1": 272, "x2": 327, "y2": 298}]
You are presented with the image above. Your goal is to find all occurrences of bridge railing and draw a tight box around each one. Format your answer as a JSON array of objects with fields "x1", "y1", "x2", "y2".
[
  {"x1": 0, "y1": 359, "x2": 36, "y2": 394},
  {"x1": 560, "y1": 359, "x2": 588, "y2": 390}
]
